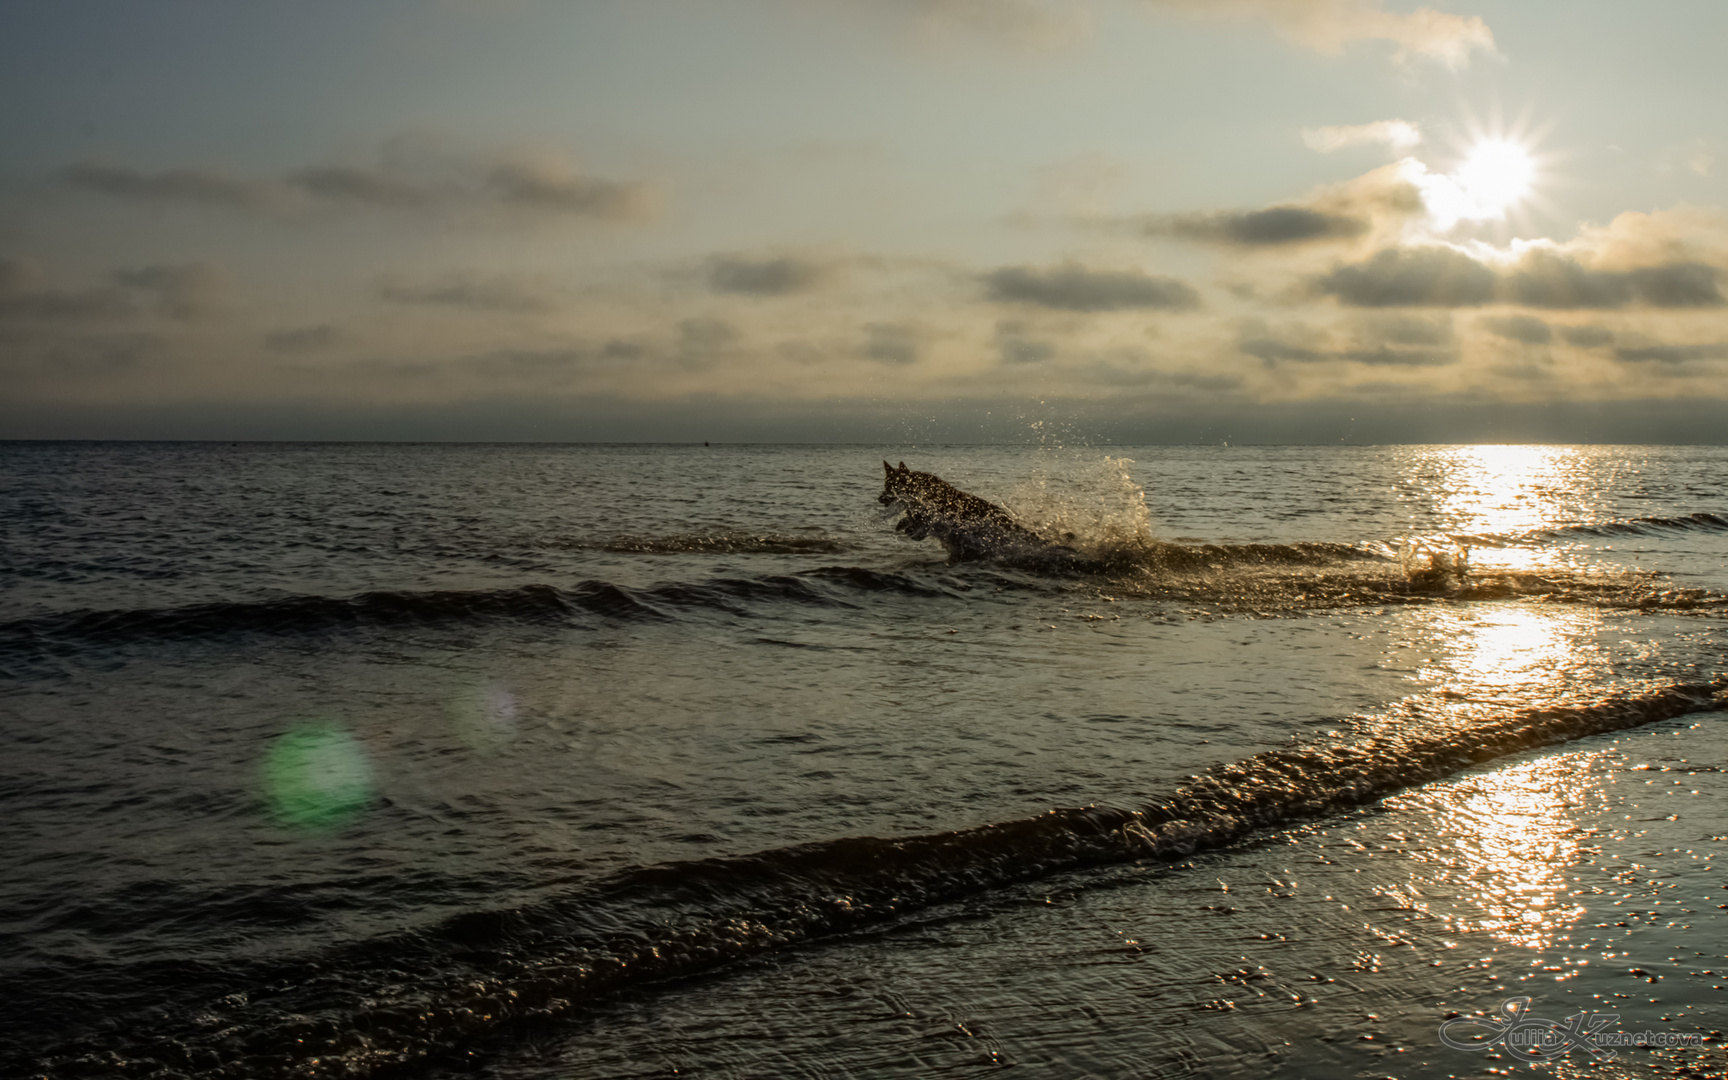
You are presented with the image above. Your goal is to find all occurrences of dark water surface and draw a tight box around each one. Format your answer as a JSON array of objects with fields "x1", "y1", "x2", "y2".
[{"x1": 2, "y1": 442, "x2": 1725, "y2": 1078}]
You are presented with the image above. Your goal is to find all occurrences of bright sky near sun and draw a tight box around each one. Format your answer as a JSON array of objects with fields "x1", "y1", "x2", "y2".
[{"x1": 2, "y1": 0, "x2": 1726, "y2": 442}]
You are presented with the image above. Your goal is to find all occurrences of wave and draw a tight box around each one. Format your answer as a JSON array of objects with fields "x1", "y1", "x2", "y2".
[
  {"x1": 0, "y1": 568, "x2": 964, "y2": 661},
  {"x1": 16, "y1": 679, "x2": 1723, "y2": 1079},
  {"x1": 1427, "y1": 510, "x2": 1728, "y2": 550},
  {"x1": 8, "y1": 547, "x2": 1723, "y2": 669},
  {"x1": 593, "y1": 530, "x2": 846, "y2": 555}
]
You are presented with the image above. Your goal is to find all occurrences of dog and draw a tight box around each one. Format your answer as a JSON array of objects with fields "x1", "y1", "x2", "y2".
[{"x1": 877, "y1": 461, "x2": 1047, "y2": 561}]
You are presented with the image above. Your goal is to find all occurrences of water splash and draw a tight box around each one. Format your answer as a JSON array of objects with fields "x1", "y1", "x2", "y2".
[{"x1": 1006, "y1": 455, "x2": 1157, "y2": 558}]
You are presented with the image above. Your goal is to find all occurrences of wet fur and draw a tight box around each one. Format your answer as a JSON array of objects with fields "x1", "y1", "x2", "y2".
[{"x1": 877, "y1": 461, "x2": 1047, "y2": 561}]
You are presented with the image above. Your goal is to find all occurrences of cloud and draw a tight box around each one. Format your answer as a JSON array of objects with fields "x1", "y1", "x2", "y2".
[
  {"x1": 1241, "y1": 334, "x2": 1455, "y2": 367},
  {"x1": 1302, "y1": 120, "x2": 1422, "y2": 153},
  {"x1": 58, "y1": 162, "x2": 276, "y2": 210},
  {"x1": 1501, "y1": 250, "x2": 1631, "y2": 309},
  {"x1": 288, "y1": 165, "x2": 440, "y2": 210},
  {"x1": 1240, "y1": 337, "x2": 1326, "y2": 365},
  {"x1": 483, "y1": 153, "x2": 655, "y2": 218},
  {"x1": 861, "y1": 321, "x2": 920, "y2": 364},
  {"x1": 1239, "y1": 314, "x2": 1459, "y2": 368},
  {"x1": 984, "y1": 262, "x2": 1200, "y2": 311},
  {"x1": 1368, "y1": 314, "x2": 1453, "y2": 346},
  {"x1": 0, "y1": 258, "x2": 133, "y2": 322},
  {"x1": 1613, "y1": 342, "x2": 1728, "y2": 365},
  {"x1": 1156, "y1": 206, "x2": 1369, "y2": 246},
  {"x1": 1506, "y1": 252, "x2": 1722, "y2": 309},
  {"x1": 676, "y1": 316, "x2": 741, "y2": 367},
  {"x1": 896, "y1": 0, "x2": 1094, "y2": 49},
  {"x1": 1142, "y1": 0, "x2": 1496, "y2": 67},
  {"x1": 1627, "y1": 262, "x2": 1725, "y2": 307},
  {"x1": 1559, "y1": 324, "x2": 1613, "y2": 348},
  {"x1": 264, "y1": 325, "x2": 340, "y2": 353},
  {"x1": 1317, "y1": 245, "x2": 1725, "y2": 309},
  {"x1": 1479, "y1": 314, "x2": 1551, "y2": 345},
  {"x1": 60, "y1": 146, "x2": 654, "y2": 222},
  {"x1": 707, "y1": 255, "x2": 831, "y2": 296},
  {"x1": 994, "y1": 320, "x2": 1056, "y2": 364},
  {"x1": 376, "y1": 271, "x2": 562, "y2": 313},
  {"x1": 1335, "y1": 345, "x2": 1458, "y2": 366},
  {"x1": 1315, "y1": 246, "x2": 1496, "y2": 307},
  {"x1": 112, "y1": 262, "x2": 227, "y2": 320}
]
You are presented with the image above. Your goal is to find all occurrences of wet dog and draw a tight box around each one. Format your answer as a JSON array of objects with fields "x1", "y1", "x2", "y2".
[{"x1": 877, "y1": 461, "x2": 1047, "y2": 561}]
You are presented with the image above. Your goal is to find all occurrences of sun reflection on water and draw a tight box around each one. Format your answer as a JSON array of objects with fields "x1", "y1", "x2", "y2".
[
  {"x1": 1405, "y1": 445, "x2": 1604, "y2": 573},
  {"x1": 1401, "y1": 755, "x2": 1602, "y2": 951},
  {"x1": 1401, "y1": 603, "x2": 1602, "y2": 699}
]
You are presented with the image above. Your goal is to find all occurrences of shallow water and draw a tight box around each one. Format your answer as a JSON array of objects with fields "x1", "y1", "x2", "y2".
[{"x1": 1, "y1": 442, "x2": 1725, "y2": 1077}]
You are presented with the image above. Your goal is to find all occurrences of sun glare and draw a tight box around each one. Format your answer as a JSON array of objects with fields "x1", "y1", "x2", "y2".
[
  {"x1": 1456, "y1": 139, "x2": 1535, "y2": 217},
  {"x1": 1407, "y1": 110, "x2": 1556, "y2": 233}
]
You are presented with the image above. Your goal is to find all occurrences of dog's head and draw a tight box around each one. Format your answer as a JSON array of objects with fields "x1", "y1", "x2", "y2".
[{"x1": 878, "y1": 460, "x2": 912, "y2": 506}]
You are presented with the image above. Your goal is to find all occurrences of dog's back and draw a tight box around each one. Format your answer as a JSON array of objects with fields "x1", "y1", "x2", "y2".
[{"x1": 878, "y1": 461, "x2": 1042, "y2": 560}]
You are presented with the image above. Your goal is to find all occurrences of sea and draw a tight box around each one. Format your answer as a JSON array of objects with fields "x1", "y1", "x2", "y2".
[{"x1": 2, "y1": 440, "x2": 1725, "y2": 1080}]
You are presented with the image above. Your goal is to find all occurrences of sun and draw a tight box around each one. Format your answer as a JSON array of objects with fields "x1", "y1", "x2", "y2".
[
  {"x1": 1405, "y1": 112, "x2": 1556, "y2": 234},
  {"x1": 1455, "y1": 138, "x2": 1535, "y2": 218}
]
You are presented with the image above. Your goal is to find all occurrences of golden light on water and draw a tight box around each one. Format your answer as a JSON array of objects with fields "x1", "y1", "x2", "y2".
[
  {"x1": 1449, "y1": 606, "x2": 1591, "y2": 691},
  {"x1": 1403, "y1": 756, "x2": 1599, "y2": 952},
  {"x1": 1418, "y1": 445, "x2": 1601, "y2": 572}
]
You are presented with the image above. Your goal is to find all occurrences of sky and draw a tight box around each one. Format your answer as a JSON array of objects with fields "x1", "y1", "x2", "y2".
[{"x1": 2, "y1": 0, "x2": 1726, "y2": 443}]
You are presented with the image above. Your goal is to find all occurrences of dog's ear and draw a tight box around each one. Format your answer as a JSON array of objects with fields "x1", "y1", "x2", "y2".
[
  {"x1": 883, "y1": 460, "x2": 893, "y2": 475},
  {"x1": 897, "y1": 461, "x2": 908, "y2": 471}
]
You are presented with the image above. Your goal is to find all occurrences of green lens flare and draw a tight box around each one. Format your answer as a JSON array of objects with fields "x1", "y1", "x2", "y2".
[{"x1": 262, "y1": 724, "x2": 374, "y2": 830}]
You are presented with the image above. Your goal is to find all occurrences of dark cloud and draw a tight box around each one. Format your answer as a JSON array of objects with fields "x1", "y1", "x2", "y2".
[
  {"x1": 60, "y1": 150, "x2": 653, "y2": 222},
  {"x1": 1318, "y1": 246, "x2": 1725, "y2": 311},
  {"x1": 1559, "y1": 324, "x2": 1614, "y2": 348},
  {"x1": 0, "y1": 258, "x2": 132, "y2": 322},
  {"x1": 59, "y1": 162, "x2": 273, "y2": 210},
  {"x1": 113, "y1": 262, "x2": 226, "y2": 320},
  {"x1": 1241, "y1": 326, "x2": 1457, "y2": 367},
  {"x1": 1157, "y1": 205, "x2": 1369, "y2": 246},
  {"x1": 1240, "y1": 337, "x2": 1326, "y2": 365},
  {"x1": 1502, "y1": 250, "x2": 1630, "y2": 309},
  {"x1": 1480, "y1": 314, "x2": 1551, "y2": 345},
  {"x1": 862, "y1": 322, "x2": 919, "y2": 364},
  {"x1": 1314, "y1": 246, "x2": 1496, "y2": 307},
  {"x1": 1627, "y1": 262, "x2": 1725, "y2": 308},
  {"x1": 483, "y1": 158, "x2": 651, "y2": 218},
  {"x1": 462, "y1": 347, "x2": 594, "y2": 376},
  {"x1": 1335, "y1": 346, "x2": 1458, "y2": 366},
  {"x1": 1367, "y1": 314, "x2": 1453, "y2": 346},
  {"x1": 707, "y1": 256, "x2": 828, "y2": 296},
  {"x1": 984, "y1": 262, "x2": 1200, "y2": 312},
  {"x1": 994, "y1": 320, "x2": 1055, "y2": 365},
  {"x1": 601, "y1": 339, "x2": 647, "y2": 361},
  {"x1": 289, "y1": 166, "x2": 438, "y2": 210},
  {"x1": 1504, "y1": 252, "x2": 1721, "y2": 310},
  {"x1": 676, "y1": 317, "x2": 740, "y2": 367},
  {"x1": 264, "y1": 325, "x2": 340, "y2": 353},
  {"x1": 376, "y1": 272, "x2": 560, "y2": 314},
  {"x1": 1613, "y1": 342, "x2": 1728, "y2": 365},
  {"x1": 1078, "y1": 357, "x2": 1245, "y2": 389},
  {"x1": 0, "y1": 329, "x2": 163, "y2": 376}
]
